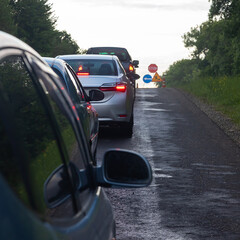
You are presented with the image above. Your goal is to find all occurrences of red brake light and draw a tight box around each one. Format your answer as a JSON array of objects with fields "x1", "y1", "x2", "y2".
[
  {"x1": 77, "y1": 72, "x2": 89, "y2": 76},
  {"x1": 116, "y1": 84, "x2": 126, "y2": 92},
  {"x1": 129, "y1": 64, "x2": 134, "y2": 72},
  {"x1": 99, "y1": 83, "x2": 126, "y2": 92}
]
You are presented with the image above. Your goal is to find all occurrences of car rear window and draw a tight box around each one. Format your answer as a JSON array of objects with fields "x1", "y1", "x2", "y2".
[
  {"x1": 87, "y1": 48, "x2": 131, "y2": 62},
  {"x1": 64, "y1": 59, "x2": 118, "y2": 76}
]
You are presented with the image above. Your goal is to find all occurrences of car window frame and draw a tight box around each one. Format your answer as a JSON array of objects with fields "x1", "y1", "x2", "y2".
[
  {"x1": 66, "y1": 64, "x2": 89, "y2": 103},
  {"x1": 25, "y1": 52, "x2": 93, "y2": 166},
  {"x1": 0, "y1": 48, "x2": 81, "y2": 216}
]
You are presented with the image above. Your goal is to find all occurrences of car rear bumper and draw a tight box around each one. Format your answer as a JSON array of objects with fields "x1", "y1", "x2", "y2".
[{"x1": 92, "y1": 93, "x2": 132, "y2": 123}]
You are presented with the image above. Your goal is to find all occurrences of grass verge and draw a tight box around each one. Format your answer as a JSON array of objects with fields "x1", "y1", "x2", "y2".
[{"x1": 176, "y1": 76, "x2": 240, "y2": 126}]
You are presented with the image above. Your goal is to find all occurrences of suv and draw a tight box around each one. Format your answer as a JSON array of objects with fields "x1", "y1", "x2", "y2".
[
  {"x1": 86, "y1": 47, "x2": 140, "y2": 87},
  {"x1": 0, "y1": 31, "x2": 152, "y2": 240}
]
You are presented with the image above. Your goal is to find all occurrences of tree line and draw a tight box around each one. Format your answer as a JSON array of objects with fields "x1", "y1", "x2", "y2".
[
  {"x1": 159, "y1": 0, "x2": 240, "y2": 86},
  {"x1": 0, "y1": 0, "x2": 81, "y2": 56}
]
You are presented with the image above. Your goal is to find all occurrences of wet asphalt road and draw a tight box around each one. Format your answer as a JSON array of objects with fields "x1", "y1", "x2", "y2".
[{"x1": 96, "y1": 88, "x2": 240, "y2": 240}]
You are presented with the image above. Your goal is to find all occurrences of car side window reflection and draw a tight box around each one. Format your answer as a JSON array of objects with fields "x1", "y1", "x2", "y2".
[
  {"x1": 30, "y1": 58, "x2": 87, "y2": 170},
  {"x1": 0, "y1": 55, "x2": 77, "y2": 219},
  {"x1": 66, "y1": 65, "x2": 86, "y2": 102}
]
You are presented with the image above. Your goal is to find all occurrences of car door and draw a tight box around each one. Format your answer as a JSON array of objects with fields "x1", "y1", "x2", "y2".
[
  {"x1": 66, "y1": 64, "x2": 99, "y2": 158},
  {"x1": 0, "y1": 49, "x2": 115, "y2": 240},
  {"x1": 25, "y1": 52, "x2": 115, "y2": 240}
]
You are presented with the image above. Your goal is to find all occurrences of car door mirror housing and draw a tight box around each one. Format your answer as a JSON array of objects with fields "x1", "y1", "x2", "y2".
[
  {"x1": 95, "y1": 149, "x2": 152, "y2": 188},
  {"x1": 132, "y1": 60, "x2": 139, "y2": 67},
  {"x1": 89, "y1": 89, "x2": 104, "y2": 101},
  {"x1": 127, "y1": 73, "x2": 140, "y2": 80}
]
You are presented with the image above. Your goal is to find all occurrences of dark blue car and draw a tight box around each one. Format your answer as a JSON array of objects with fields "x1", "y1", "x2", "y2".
[{"x1": 43, "y1": 57, "x2": 99, "y2": 163}]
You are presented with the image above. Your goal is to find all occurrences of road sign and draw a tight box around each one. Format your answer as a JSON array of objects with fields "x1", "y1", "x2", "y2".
[
  {"x1": 148, "y1": 64, "x2": 158, "y2": 73},
  {"x1": 152, "y1": 72, "x2": 163, "y2": 82},
  {"x1": 143, "y1": 74, "x2": 152, "y2": 83}
]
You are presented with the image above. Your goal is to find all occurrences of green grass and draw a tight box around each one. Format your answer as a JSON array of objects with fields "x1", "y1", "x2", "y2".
[{"x1": 176, "y1": 76, "x2": 240, "y2": 126}]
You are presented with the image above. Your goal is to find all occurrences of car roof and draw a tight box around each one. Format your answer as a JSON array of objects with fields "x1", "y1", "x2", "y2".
[
  {"x1": 57, "y1": 54, "x2": 117, "y2": 61},
  {"x1": 88, "y1": 47, "x2": 128, "y2": 51},
  {"x1": 0, "y1": 31, "x2": 41, "y2": 58},
  {"x1": 43, "y1": 57, "x2": 67, "y2": 72}
]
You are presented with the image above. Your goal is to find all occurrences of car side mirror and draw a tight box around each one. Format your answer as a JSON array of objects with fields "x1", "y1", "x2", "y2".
[
  {"x1": 96, "y1": 149, "x2": 152, "y2": 188},
  {"x1": 127, "y1": 73, "x2": 140, "y2": 80},
  {"x1": 132, "y1": 60, "x2": 139, "y2": 68},
  {"x1": 89, "y1": 89, "x2": 104, "y2": 101}
]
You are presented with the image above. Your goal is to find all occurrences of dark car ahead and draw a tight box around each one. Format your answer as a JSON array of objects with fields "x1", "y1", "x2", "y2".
[
  {"x1": 0, "y1": 31, "x2": 152, "y2": 240},
  {"x1": 86, "y1": 47, "x2": 140, "y2": 87},
  {"x1": 43, "y1": 57, "x2": 99, "y2": 162}
]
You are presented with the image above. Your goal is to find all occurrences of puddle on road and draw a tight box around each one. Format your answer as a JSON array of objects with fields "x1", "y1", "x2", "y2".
[
  {"x1": 152, "y1": 168, "x2": 173, "y2": 178},
  {"x1": 135, "y1": 94, "x2": 158, "y2": 98},
  {"x1": 152, "y1": 168, "x2": 163, "y2": 171},
  {"x1": 153, "y1": 173, "x2": 173, "y2": 178},
  {"x1": 143, "y1": 108, "x2": 170, "y2": 112}
]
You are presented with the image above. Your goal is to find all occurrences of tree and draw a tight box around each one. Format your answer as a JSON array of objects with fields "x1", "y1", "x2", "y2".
[
  {"x1": 0, "y1": 0, "x2": 17, "y2": 34},
  {"x1": 159, "y1": 59, "x2": 199, "y2": 86},
  {"x1": 9, "y1": 0, "x2": 80, "y2": 56},
  {"x1": 50, "y1": 30, "x2": 80, "y2": 56},
  {"x1": 10, "y1": 0, "x2": 57, "y2": 55}
]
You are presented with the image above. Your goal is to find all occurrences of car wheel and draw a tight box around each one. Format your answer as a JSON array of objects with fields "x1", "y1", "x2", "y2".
[{"x1": 121, "y1": 114, "x2": 133, "y2": 138}]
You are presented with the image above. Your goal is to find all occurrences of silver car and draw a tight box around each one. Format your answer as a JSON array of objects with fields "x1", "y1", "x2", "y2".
[{"x1": 57, "y1": 54, "x2": 135, "y2": 137}]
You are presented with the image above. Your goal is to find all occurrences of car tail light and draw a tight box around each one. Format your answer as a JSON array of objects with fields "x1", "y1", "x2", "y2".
[
  {"x1": 116, "y1": 84, "x2": 126, "y2": 92},
  {"x1": 129, "y1": 64, "x2": 134, "y2": 72},
  {"x1": 77, "y1": 72, "x2": 89, "y2": 76},
  {"x1": 99, "y1": 83, "x2": 126, "y2": 92}
]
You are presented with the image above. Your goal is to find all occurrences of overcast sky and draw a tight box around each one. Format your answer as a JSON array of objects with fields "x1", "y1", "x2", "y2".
[{"x1": 48, "y1": 0, "x2": 211, "y2": 87}]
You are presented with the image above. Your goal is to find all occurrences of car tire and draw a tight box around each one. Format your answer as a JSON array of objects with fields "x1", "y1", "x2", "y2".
[{"x1": 121, "y1": 113, "x2": 133, "y2": 138}]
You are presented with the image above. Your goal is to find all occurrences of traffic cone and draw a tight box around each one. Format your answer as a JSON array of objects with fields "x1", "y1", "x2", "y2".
[{"x1": 162, "y1": 79, "x2": 166, "y2": 88}]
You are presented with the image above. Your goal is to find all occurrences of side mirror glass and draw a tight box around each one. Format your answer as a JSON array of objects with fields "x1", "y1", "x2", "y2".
[
  {"x1": 101, "y1": 149, "x2": 152, "y2": 187},
  {"x1": 89, "y1": 89, "x2": 104, "y2": 101}
]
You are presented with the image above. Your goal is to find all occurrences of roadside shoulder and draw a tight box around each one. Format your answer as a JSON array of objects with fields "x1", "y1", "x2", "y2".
[{"x1": 178, "y1": 88, "x2": 240, "y2": 147}]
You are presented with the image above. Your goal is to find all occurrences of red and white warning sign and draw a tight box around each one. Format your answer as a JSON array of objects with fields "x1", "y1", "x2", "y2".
[{"x1": 148, "y1": 64, "x2": 158, "y2": 73}]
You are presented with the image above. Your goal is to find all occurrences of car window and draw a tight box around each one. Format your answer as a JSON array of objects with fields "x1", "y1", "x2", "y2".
[
  {"x1": 65, "y1": 59, "x2": 118, "y2": 76},
  {"x1": 29, "y1": 56, "x2": 97, "y2": 218},
  {"x1": 52, "y1": 67, "x2": 68, "y2": 92},
  {"x1": 117, "y1": 59, "x2": 126, "y2": 75},
  {"x1": 87, "y1": 48, "x2": 131, "y2": 62},
  {"x1": 0, "y1": 54, "x2": 76, "y2": 218},
  {"x1": 65, "y1": 65, "x2": 86, "y2": 102},
  {"x1": 66, "y1": 64, "x2": 87, "y2": 102}
]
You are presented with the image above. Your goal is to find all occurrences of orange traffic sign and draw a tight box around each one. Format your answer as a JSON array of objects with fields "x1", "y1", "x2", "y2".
[{"x1": 152, "y1": 72, "x2": 163, "y2": 82}]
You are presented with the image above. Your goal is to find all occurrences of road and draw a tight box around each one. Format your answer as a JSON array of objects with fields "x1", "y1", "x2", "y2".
[{"x1": 96, "y1": 88, "x2": 240, "y2": 240}]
